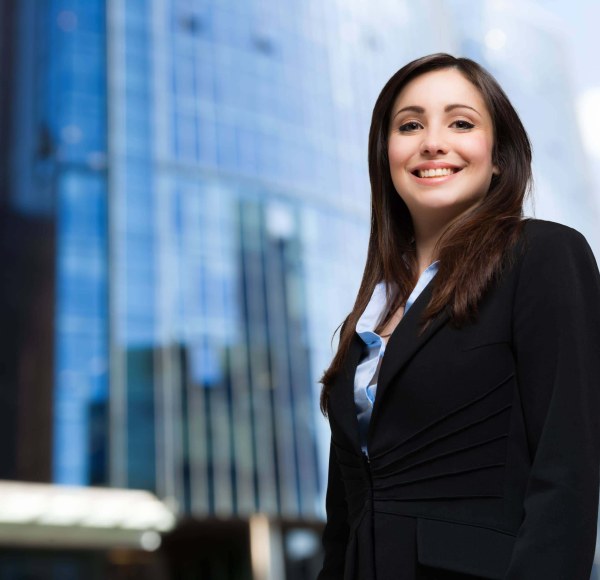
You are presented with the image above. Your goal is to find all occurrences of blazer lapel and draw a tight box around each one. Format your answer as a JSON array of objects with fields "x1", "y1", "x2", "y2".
[{"x1": 368, "y1": 279, "x2": 450, "y2": 440}]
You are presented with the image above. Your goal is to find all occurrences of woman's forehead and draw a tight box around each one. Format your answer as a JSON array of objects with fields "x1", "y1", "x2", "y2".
[{"x1": 392, "y1": 69, "x2": 489, "y2": 115}]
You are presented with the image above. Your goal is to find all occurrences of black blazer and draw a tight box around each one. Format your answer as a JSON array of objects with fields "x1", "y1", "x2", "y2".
[{"x1": 318, "y1": 219, "x2": 600, "y2": 579}]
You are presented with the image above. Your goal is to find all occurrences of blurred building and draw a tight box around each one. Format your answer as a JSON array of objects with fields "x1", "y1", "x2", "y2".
[{"x1": 1, "y1": 0, "x2": 598, "y2": 578}]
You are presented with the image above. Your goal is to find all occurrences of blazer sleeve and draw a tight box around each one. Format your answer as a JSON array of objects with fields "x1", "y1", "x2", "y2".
[
  {"x1": 317, "y1": 438, "x2": 350, "y2": 579},
  {"x1": 505, "y1": 225, "x2": 600, "y2": 579}
]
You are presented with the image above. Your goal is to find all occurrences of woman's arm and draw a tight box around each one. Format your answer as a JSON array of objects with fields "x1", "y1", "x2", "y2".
[
  {"x1": 317, "y1": 439, "x2": 350, "y2": 579},
  {"x1": 505, "y1": 223, "x2": 600, "y2": 579}
]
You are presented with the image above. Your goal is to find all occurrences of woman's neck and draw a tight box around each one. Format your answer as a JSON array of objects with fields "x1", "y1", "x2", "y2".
[
  {"x1": 413, "y1": 222, "x2": 444, "y2": 275},
  {"x1": 410, "y1": 200, "x2": 484, "y2": 274},
  {"x1": 412, "y1": 205, "x2": 477, "y2": 274}
]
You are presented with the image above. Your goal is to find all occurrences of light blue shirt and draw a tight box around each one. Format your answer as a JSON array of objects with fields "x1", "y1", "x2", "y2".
[{"x1": 354, "y1": 261, "x2": 440, "y2": 455}]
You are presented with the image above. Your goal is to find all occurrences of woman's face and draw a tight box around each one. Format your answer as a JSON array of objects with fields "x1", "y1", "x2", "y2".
[{"x1": 387, "y1": 68, "x2": 499, "y2": 227}]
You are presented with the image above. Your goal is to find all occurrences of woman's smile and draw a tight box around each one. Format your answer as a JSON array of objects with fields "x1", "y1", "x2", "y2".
[
  {"x1": 409, "y1": 169, "x2": 461, "y2": 185},
  {"x1": 408, "y1": 163, "x2": 465, "y2": 186}
]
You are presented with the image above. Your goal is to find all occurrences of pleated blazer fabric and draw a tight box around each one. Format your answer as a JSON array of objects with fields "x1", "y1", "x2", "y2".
[{"x1": 318, "y1": 219, "x2": 600, "y2": 580}]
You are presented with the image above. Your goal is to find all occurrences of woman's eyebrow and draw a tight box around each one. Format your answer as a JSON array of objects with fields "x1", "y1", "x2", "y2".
[{"x1": 392, "y1": 103, "x2": 481, "y2": 119}]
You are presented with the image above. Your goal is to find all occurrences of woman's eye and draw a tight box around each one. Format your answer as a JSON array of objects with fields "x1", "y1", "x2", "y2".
[
  {"x1": 398, "y1": 121, "x2": 421, "y2": 132},
  {"x1": 453, "y1": 120, "x2": 475, "y2": 129},
  {"x1": 397, "y1": 120, "x2": 475, "y2": 133}
]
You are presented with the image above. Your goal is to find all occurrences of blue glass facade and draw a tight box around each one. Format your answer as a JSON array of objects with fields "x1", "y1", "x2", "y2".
[
  {"x1": 2, "y1": 0, "x2": 110, "y2": 486},
  {"x1": 105, "y1": 0, "x2": 333, "y2": 517},
  {"x1": 50, "y1": 0, "x2": 110, "y2": 486}
]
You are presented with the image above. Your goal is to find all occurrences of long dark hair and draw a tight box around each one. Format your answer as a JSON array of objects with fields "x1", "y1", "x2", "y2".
[{"x1": 319, "y1": 52, "x2": 533, "y2": 415}]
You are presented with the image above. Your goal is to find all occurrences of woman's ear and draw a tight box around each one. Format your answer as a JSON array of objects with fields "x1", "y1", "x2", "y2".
[{"x1": 492, "y1": 164, "x2": 500, "y2": 176}]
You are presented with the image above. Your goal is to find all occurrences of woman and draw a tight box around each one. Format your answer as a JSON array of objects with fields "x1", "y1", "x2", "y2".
[{"x1": 317, "y1": 53, "x2": 600, "y2": 579}]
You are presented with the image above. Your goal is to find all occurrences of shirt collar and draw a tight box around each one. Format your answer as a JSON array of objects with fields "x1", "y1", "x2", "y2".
[
  {"x1": 356, "y1": 281, "x2": 388, "y2": 335},
  {"x1": 356, "y1": 261, "x2": 440, "y2": 337}
]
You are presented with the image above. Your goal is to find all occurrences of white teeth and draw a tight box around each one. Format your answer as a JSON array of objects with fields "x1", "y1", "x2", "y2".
[{"x1": 417, "y1": 167, "x2": 458, "y2": 178}]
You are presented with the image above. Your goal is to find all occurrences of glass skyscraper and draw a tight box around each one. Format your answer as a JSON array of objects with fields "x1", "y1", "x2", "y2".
[{"x1": 1, "y1": 0, "x2": 598, "y2": 577}]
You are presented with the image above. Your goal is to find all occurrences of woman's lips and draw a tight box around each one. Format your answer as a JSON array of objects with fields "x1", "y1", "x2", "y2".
[{"x1": 409, "y1": 168, "x2": 463, "y2": 185}]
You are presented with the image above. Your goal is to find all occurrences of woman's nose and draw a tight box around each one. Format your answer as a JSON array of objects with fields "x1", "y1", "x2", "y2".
[{"x1": 420, "y1": 130, "x2": 448, "y2": 155}]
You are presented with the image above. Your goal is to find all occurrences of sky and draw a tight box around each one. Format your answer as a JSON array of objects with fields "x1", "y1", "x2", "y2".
[
  {"x1": 544, "y1": 1, "x2": 600, "y2": 94},
  {"x1": 544, "y1": 1, "x2": 600, "y2": 166}
]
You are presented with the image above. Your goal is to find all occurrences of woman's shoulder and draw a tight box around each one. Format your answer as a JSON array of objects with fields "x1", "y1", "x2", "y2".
[
  {"x1": 515, "y1": 218, "x2": 597, "y2": 275},
  {"x1": 518, "y1": 218, "x2": 591, "y2": 257},
  {"x1": 521, "y1": 217, "x2": 587, "y2": 244}
]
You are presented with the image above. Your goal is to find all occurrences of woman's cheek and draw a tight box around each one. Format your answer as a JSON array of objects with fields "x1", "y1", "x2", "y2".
[{"x1": 462, "y1": 133, "x2": 493, "y2": 161}]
